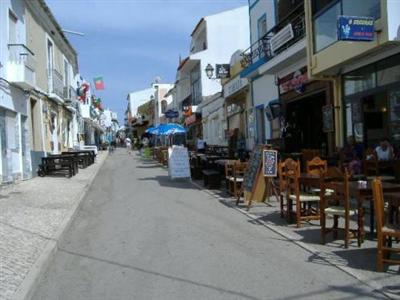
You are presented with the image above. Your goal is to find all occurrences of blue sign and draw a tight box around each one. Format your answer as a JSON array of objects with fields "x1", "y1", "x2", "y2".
[
  {"x1": 338, "y1": 16, "x2": 374, "y2": 41},
  {"x1": 165, "y1": 110, "x2": 179, "y2": 119}
]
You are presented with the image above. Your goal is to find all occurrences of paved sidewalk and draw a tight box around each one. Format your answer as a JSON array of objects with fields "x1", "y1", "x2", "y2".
[
  {"x1": 0, "y1": 151, "x2": 108, "y2": 300},
  {"x1": 193, "y1": 183, "x2": 400, "y2": 299}
]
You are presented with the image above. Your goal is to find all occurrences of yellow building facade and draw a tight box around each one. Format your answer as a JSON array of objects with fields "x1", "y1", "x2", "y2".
[{"x1": 305, "y1": 0, "x2": 400, "y2": 148}]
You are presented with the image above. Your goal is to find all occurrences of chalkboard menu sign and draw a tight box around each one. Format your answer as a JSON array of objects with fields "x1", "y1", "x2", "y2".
[
  {"x1": 168, "y1": 146, "x2": 190, "y2": 179},
  {"x1": 322, "y1": 104, "x2": 334, "y2": 133},
  {"x1": 243, "y1": 145, "x2": 263, "y2": 192},
  {"x1": 263, "y1": 150, "x2": 278, "y2": 177}
]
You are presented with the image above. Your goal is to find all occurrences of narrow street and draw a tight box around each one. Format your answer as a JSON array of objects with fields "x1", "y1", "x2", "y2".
[{"x1": 32, "y1": 149, "x2": 385, "y2": 300}]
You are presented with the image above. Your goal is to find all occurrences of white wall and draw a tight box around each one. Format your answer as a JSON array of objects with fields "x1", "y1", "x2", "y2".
[
  {"x1": 201, "y1": 96, "x2": 227, "y2": 146},
  {"x1": 249, "y1": 0, "x2": 275, "y2": 46},
  {"x1": 128, "y1": 87, "x2": 154, "y2": 117},
  {"x1": 252, "y1": 74, "x2": 278, "y2": 141},
  {"x1": 189, "y1": 6, "x2": 250, "y2": 98}
]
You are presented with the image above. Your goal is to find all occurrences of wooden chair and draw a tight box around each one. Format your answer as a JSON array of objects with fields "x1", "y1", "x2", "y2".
[
  {"x1": 278, "y1": 159, "x2": 295, "y2": 219},
  {"x1": 285, "y1": 159, "x2": 321, "y2": 228},
  {"x1": 372, "y1": 178, "x2": 400, "y2": 272},
  {"x1": 320, "y1": 169, "x2": 361, "y2": 248},
  {"x1": 301, "y1": 149, "x2": 320, "y2": 172},
  {"x1": 225, "y1": 160, "x2": 238, "y2": 195},
  {"x1": 230, "y1": 162, "x2": 247, "y2": 198},
  {"x1": 306, "y1": 156, "x2": 327, "y2": 175}
]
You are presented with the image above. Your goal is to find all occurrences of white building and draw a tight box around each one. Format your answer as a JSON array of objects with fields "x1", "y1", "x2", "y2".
[
  {"x1": 174, "y1": 6, "x2": 250, "y2": 145},
  {"x1": 0, "y1": 0, "x2": 32, "y2": 182},
  {"x1": 127, "y1": 87, "x2": 155, "y2": 120},
  {"x1": 200, "y1": 93, "x2": 227, "y2": 146},
  {"x1": 153, "y1": 83, "x2": 174, "y2": 126},
  {"x1": 239, "y1": 0, "x2": 279, "y2": 145}
]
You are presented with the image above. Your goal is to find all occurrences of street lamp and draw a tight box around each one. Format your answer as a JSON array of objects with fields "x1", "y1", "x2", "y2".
[{"x1": 205, "y1": 63, "x2": 214, "y2": 79}]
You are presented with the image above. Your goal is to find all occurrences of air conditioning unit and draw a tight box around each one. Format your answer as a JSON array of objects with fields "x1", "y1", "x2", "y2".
[
  {"x1": 63, "y1": 86, "x2": 71, "y2": 100},
  {"x1": 269, "y1": 24, "x2": 294, "y2": 54}
]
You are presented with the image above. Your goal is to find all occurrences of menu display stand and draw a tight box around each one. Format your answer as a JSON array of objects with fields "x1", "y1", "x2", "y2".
[
  {"x1": 168, "y1": 146, "x2": 191, "y2": 180},
  {"x1": 237, "y1": 145, "x2": 279, "y2": 210}
]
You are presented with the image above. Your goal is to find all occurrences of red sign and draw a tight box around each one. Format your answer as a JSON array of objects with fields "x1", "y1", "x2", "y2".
[{"x1": 279, "y1": 67, "x2": 308, "y2": 94}]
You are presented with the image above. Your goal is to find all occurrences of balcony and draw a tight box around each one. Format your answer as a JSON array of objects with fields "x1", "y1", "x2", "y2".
[
  {"x1": 6, "y1": 44, "x2": 36, "y2": 90},
  {"x1": 48, "y1": 69, "x2": 64, "y2": 102},
  {"x1": 240, "y1": 3, "x2": 305, "y2": 77}
]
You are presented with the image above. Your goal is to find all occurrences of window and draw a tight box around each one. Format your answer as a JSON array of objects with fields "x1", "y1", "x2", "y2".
[
  {"x1": 8, "y1": 11, "x2": 17, "y2": 43},
  {"x1": 344, "y1": 65, "x2": 376, "y2": 96},
  {"x1": 190, "y1": 64, "x2": 202, "y2": 105},
  {"x1": 257, "y1": 14, "x2": 267, "y2": 39},
  {"x1": 161, "y1": 100, "x2": 167, "y2": 113},
  {"x1": 313, "y1": 1, "x2": 340, "y2": 52},
  {"x1": 47, "y1": 40, "x2": 54, "y2": 90},
  {"x1": 313, "y1": 0, "x2": 381, "y2": 52},
  {"x1": 342, "y1": 0, "x2": 380, "y2": 20},
  {"x1": 63, "y1": 59, "x2": 69, "y2": 88}
]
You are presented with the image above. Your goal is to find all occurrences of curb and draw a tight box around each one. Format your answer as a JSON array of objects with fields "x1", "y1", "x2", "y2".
[
  {"x1": 189, "y1": 181, "x2": 394, "y2": 300},
  {"x1": 12, "y1": 152, "x2": 109, "y2": 300}
]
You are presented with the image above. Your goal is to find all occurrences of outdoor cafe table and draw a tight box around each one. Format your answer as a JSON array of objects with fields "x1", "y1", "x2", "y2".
[
  {"x1": 42, "y1": 155, "x2": 78, "y2": 177},
  {"x1": 347, "y1": 181, "x2": 400, "y2": 237}
]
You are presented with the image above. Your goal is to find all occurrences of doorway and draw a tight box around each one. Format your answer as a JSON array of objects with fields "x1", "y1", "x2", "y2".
[{"x1": 285, "y1": 92, "x2": 327, "y2": 153}]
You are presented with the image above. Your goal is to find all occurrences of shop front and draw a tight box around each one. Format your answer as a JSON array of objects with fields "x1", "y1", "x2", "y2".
[
  {"x1": 278, "y1": 66, "x2": 335, "y2": 156},
  {"x1": 343, "y1": 53, "x2": 400, "y2": 149},
  {"x1": 223, "y1": 75, "x2": 250, "y2": 154}
]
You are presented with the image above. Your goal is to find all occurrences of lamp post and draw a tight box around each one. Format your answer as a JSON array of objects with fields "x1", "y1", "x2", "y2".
[{"x1": 205, "y1": 63, "x2": 214, "y2": 79}]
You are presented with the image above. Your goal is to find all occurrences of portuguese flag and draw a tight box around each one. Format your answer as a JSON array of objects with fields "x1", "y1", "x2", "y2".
[{"x1": 94, "y1": 76, "x2": 105, "y2": 90}]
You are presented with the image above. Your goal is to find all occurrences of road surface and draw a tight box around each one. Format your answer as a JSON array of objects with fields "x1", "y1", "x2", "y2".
[{"x1": 32, "y1": 149, "x2": 385, "y2": 300}]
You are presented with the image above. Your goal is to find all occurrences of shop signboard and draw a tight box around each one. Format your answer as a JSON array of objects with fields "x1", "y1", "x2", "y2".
[
  {"x1": 337, "y1": 16, "x2": 374, "y2": 41},
  {"x1": 224, "y1": 76, "x2": 248, "y2": 98},
  {"x1": 263, "y1": 149, "x2": 277, "y2": 177},
  {"x1": 278, "y1": 67, "x2": 308, "y2": 94},
  {"x1": 165, "y1": 110, "x2": 179, "y2": 119},
  {"x1": 243, "y1": 145, "x2": 263, "y2": 192},
  {"x1": 168, "y1": 146, "x2": 190, "y2": 179},
  {"x1": 322, "y1": 104, "x2": 334, "y2": 133},
  {"x1": 216, "y1": 64, "x2": 230, "y2": 79}
]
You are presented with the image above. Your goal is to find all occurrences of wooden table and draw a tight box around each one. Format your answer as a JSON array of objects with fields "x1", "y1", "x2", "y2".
[
  {"x1": 40, "y1": 155, "x2": 78, "y2": 177},
  {"x1": 347, "y1": 181, "x2": 400, "y2": 236}
]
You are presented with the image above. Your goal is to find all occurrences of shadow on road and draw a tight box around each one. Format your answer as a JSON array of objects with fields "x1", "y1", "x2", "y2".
[{"x1": 138, "y1": 175, "x2": 197, "y2": 190}]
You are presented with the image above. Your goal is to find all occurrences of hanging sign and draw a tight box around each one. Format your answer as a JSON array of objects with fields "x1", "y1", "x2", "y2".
[
  {"x1": 337, "y1": 16, "x2": 374, "y2": 41},
  {"x1": 322, "y1": 104, "x2": 334, "y2": 133},
  {"x1": 278, "y1": 67, "x2": 308, "y2": 94},
  {"x1": 263, "y1": 149, "x2": 278, "y2": 177},
  {"x1": 165, "y1": 110, "x2": 179, "y2": 119},
  {"x1": 216, "y1": 64, "x2": 230, "y2": 79}
]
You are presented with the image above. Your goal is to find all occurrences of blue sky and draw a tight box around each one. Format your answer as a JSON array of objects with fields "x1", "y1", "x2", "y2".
[{"x1": 46, "y1": 0, "x2": 248, "y2": 123}]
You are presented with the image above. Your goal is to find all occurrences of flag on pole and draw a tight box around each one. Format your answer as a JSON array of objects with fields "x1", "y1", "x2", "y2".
[{"x1": 94, "y1": 76, "x2": 105, "y2": 90}]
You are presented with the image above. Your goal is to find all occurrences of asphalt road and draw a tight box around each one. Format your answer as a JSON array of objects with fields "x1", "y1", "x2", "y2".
[{"x1": 32, "y1": 149, "x2": 385, "y2": 300}]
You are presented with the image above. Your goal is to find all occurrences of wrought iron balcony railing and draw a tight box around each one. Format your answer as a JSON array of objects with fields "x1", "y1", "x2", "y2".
[
  {"x1": 49, "y1": 68, "x2": 64, "y2": 98},
  {"x1": 240, "y1": 3, "x2": 305, "y2": 69}
]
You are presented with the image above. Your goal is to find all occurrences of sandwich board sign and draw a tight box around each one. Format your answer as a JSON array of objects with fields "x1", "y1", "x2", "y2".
[
  {"x1": 168, "y1": 146, "x2": 190, "y2": 179},
  {"x1": 263, "y1": 149, "x2": 278, "y2": 177}
]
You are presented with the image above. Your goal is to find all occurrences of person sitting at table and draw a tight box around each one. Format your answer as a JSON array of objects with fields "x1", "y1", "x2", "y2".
[
  {"x1": 196, "y1": 134, "x2": 206, "y2": 154},
  {"x1": 375, "y1": 138, "x2": 394, "y2": 161},
  {"x1": 342, "y1": 136, "x2": 362, "y2": 175}
]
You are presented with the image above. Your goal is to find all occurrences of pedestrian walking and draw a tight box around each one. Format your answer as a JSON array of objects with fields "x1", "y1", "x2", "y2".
[{"x1": 125, "y1": 137, "x2": 132, "y2": 155}]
